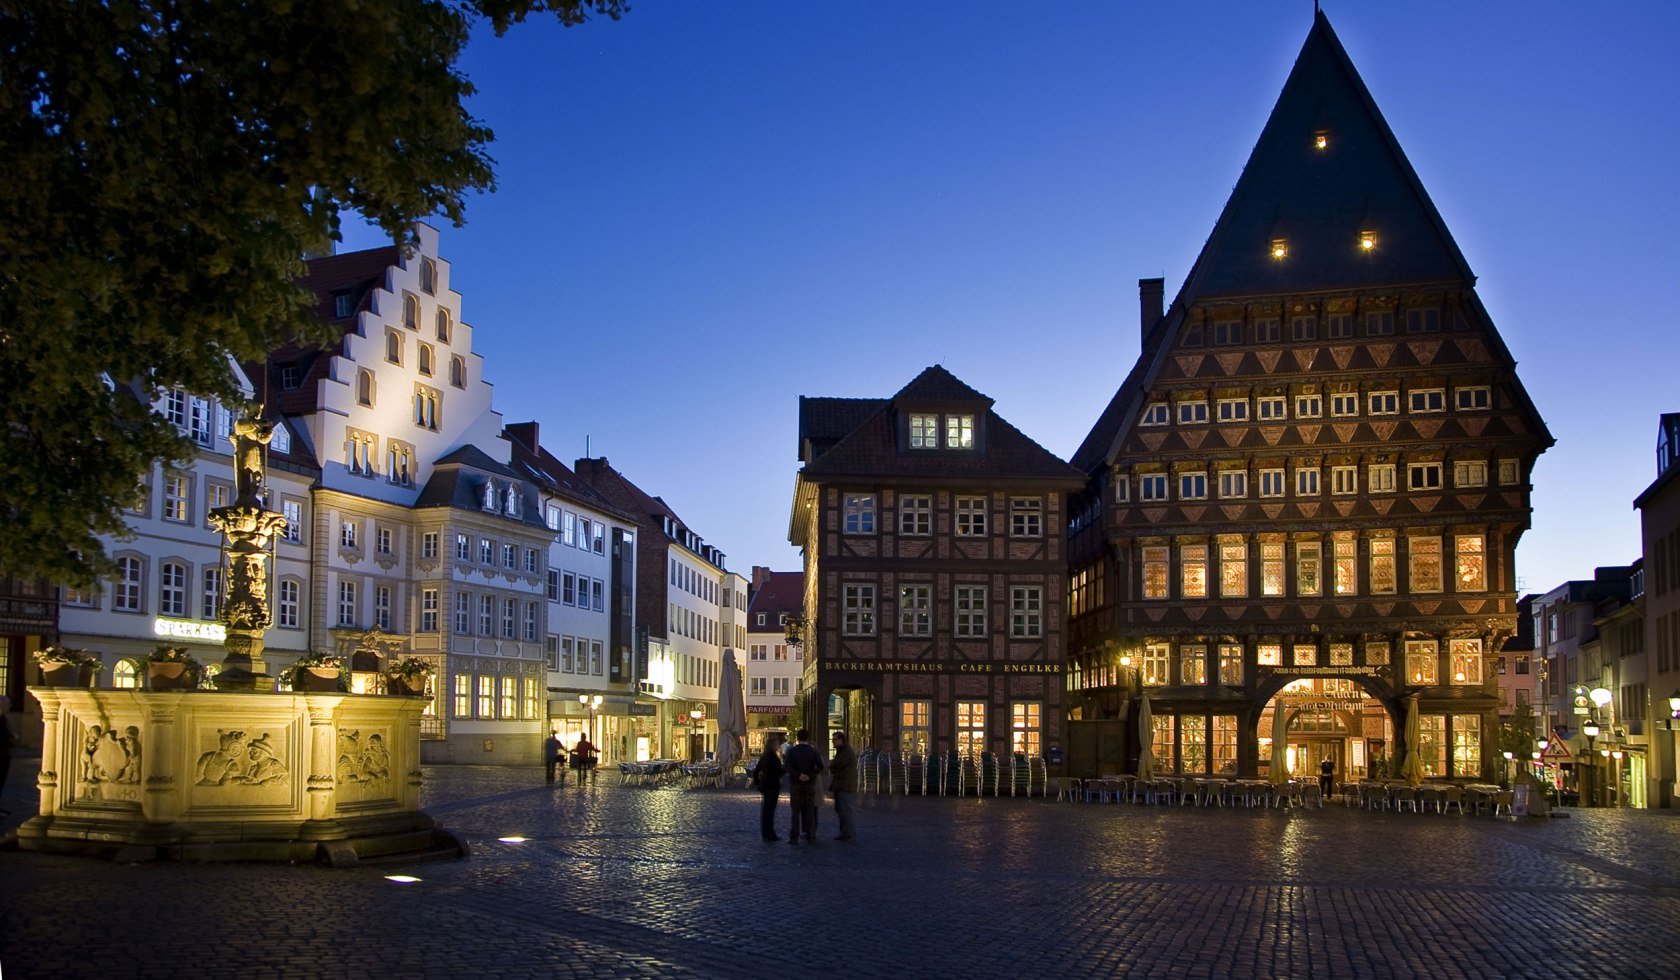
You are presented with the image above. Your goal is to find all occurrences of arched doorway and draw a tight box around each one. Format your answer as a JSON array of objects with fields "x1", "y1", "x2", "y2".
[{"x1": 1259, "y1": 678, "x2": 1394, "y2": 782}]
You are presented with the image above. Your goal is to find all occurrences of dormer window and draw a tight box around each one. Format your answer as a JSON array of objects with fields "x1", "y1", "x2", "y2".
[
  {"x1": 945, "y1": 414, "x2": 975, "y2": 450},
  {"x1": 504, "y1": 486, "x2": 520, "y2": 517},
  {"x1": 909, "y1": 413, "x2": 939, "y2": 449},
  {"x1": 334, "y1": 291, "x2": 356, "y2": 318},
  {"x1": 483, "y1": 479, "x2": 497, "y2": 511}
]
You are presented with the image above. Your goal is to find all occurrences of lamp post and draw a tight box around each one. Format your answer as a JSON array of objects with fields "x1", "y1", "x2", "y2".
[
  {"x1": 1582, "y1": 720, "x2": 1600, "y2": 807},
  {"x1": 691, "y1": 704, "x2": 706, "y2": 761},
  {"x1": 1610, "y1": 748, "x2": 1624, "y2": 807},
  {"x1": 1502, "y1": 750, "x2": 1515, "y2": 789}
]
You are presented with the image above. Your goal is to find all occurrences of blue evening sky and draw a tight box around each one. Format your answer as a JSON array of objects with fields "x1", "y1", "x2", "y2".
[{"x1": 340, "y1": 1, "x2": 1680, "y2": 594}]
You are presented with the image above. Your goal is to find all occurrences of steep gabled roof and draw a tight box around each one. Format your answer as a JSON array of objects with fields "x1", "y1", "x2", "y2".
[
  {"x1": 415, "y1": 443, "x2": 548, "y2": 530},
  {"x1": 798, "y1": 396, "x2": 886, "y2": 458},
  {"x1": 1074, "y1": 12, "x2": 1550, "y2": 475},
  {"x1": 798, "y1": 366, "x2": 1083, "y2": 485},
  {"x1": 1189, "y1": 11, "x2": 1473, "y2": 298}
]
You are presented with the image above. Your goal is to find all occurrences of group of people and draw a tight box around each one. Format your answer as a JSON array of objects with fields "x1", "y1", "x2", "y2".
[
  {"x1": 752, "y1": 728, "x2": 856, "y2": 843},
  {"x1": 543, "y1": 731, "x2": 597, "y2": 784}
]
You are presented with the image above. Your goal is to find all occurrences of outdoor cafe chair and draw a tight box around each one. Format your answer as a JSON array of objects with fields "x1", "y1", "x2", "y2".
[
  {"x1": 1441, "y1": 786, "x2": 1465, "y2": 814},
  {"x1": 1081, "y1": 778, "x2": 1109, "y2": 803},
  {"x1": 1392, "y1": 786, "x2": 1419, "y2": 813},
  {"x1": 1338, "y1": 782, "x2": 1361, "y2": 807},
  {"x1": 1301, "y1": 783, "x2": 1323, "y2": 808},
  {"x1": 1360, "y1": 784, "x2": 1388, "y2": 810},
  {"x1": 1493, "y1": 790, "x2": 1514, "y2": 817}
]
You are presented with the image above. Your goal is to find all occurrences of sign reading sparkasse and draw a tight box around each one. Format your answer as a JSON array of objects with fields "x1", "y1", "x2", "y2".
[{"x1": 153, "y1": 617, "x2": 228, "y2": 642}]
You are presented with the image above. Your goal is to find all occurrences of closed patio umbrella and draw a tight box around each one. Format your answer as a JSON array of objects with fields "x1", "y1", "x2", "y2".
[
  {"x1": 1270, "y1": 704, "x2": 1289, "y2": 785},
  {"x1": 715, "y1": 649, "x2": 746, "y2": 771},
  {"x1": 1400, "y1": 694, "x2": 1426, "y2": 786},
  {"x1": 1136, "y1": 694, "x2": 1154, "y2": 780}
]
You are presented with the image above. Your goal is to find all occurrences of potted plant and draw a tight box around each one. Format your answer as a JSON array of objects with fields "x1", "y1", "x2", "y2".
[
  {"x1": 385, "y1": 657, "x2": 433, "y2": 696},
  {"x1": 145, "y1": 645, "x2": 203, "y2": 691},
  {"x1": 33, "y1": 647, "x2": 103, "y2": 687},
  {"x1": 281, "y1": 653, "x2": 345, "y2": 693}
]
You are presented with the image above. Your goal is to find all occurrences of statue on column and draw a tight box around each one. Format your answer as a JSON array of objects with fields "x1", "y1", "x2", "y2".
[{"x1": 209, "y1": 403, "x2": 290, "y2": 686}]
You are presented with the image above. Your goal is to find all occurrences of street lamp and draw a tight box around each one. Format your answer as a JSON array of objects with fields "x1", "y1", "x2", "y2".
[
  {"x1": 1502, "y1": 750, "x2": 1515, "y2": 788},
  {"x1": 1668, "y1": 690, "x2": 1680, "y2": 723},
  {"x1": 1582, "y1": 720, "x2": 1600, "y2": 807}
]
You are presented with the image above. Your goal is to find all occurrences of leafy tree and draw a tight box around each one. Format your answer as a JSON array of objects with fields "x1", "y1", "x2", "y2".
[{"x1": 0, "y1": 0, "x2": 624, "y2": 586}]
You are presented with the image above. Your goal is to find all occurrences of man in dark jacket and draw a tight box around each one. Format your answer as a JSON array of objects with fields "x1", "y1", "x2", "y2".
[
  {"x1": 829, "y1": 731, "x2": 858, "y2": 841},
  {"x1": 752, "y1": 737, "x2": 786, "y2": 841},
  {"x1": 784, "y1": 729, "x2": 824, "y2": 844},
  {"x1": 543, "y1": 730, "x2": 565, "y2": 784}
]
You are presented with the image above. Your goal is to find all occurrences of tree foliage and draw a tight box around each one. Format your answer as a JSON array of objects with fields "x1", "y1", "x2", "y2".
[{"x1": 0, "y1": 0, "x2": 624, "y2": 586}]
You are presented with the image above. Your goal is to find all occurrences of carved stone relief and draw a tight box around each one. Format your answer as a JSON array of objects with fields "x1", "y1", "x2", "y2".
[
  {"x1": 335, "y1": 729, "x2": 393, "y2": 790},
  {"x1": 194, "y1": 729, "x2": 290, "y2": 786},
  {"x1": 76, "y1": 724, "x2": 143, "y2": 800}
]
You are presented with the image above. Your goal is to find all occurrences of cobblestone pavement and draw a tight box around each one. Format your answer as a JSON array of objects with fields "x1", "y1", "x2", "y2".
[{"x1": 4, "y1": 759, "x2": 1680, "y2": 979}]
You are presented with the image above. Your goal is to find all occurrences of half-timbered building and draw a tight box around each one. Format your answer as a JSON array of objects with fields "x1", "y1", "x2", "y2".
[
  {"x1": 1065, "y1": 13, "x2": 1552, "y2": 783},
  {"x1": 791, "y1": 366, "x2": 1085, "y2": 764}
]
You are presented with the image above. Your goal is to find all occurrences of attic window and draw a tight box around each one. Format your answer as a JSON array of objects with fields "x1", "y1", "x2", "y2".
[
  {"x1": 1359, "y1": 230, "x2": 1377, "y2": 252},
  {"x1": 945, "y1": 415, "x2": 975, "y2": 450},
  {"x1": 334, "y1": 291, "x2": 356, "y2": 318},
  {"x1": 280, "y1": 365, "x2": 300, "y2": 390},
  {"x1": 1313, "y1": 130, "x2": 1329, "y2": 151},
  {"x1": 483, "y1": 479, "x2": 497, "y2": 511},
  {"x1": 1270, "y1": 238, "x2": 1289, "y2": 260}
]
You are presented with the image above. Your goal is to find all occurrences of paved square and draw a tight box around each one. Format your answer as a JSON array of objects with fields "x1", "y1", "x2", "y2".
[{"x1": 4, "y1": 765, "x2": 1679, "y2": 979}]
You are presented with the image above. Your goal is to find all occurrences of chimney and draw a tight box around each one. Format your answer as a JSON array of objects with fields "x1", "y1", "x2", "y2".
[
  {"x1": 752, "y1": 565, "x2": 772, "y2": 590},
  {"x1": 1139, "y1": 278, "x2": 1165, "y2": 342},
  {"x1": 505, "y1": 421, "x2": 539, "y2": 450}
]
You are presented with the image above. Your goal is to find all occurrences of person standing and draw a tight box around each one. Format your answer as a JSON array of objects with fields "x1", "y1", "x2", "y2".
[
  {"x1": 829, "y1": 731, "x2": 858, "y2": 841},
  {"x1": 753, "y1": 738, "x2": 786, "y2": 841},
  {"x1": 784, "y1": 729, "x2": 823, "y2": 844},
  {"x1": 543, "y1": 729, "x2": 564, "y2": 785},
  {"x1": 1319, "y1": 755, "x2": 1335, "y2": 800}
]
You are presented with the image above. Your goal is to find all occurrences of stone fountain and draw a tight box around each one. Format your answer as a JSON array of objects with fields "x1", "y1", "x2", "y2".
[{"x1": 11, "y1": 408, "x2": 464, "y2": 864}]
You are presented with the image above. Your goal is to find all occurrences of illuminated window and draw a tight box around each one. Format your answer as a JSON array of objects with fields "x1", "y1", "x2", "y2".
[
  {"x1": 1180, "y1": 544, "x2": 1207, "y2": 599},
  {"x1": 1142, "y1": 546, "x2": 1169, "y2": 600},
  {"x1": 1369, "y1": 537, "x2": 1396, "y2": 594},
  {"x1": 1454, "y1": 460, "x2": 1489, "y2": 488},
  {"x1": 1329, "y1": 643, "x2": 1354, "y2": 666},
  {"x1": 1368, "y1": 463, "x2": 1396, "y2": 493},
  {"x1": 1410, "y1": 537, "x2": 1443, "y2": 592},
  {"x1": 1456, "y1": 535, "x2": 1487, "y2": 591},
  {"x1": 113, "y1": 659, "x2": 139, "y2": 689},
  {"x1": 1450, "y1": 715, "x2": 1481, "y2": 777},
  {"x1": 1011, "y1": 702, "x2": 1042, "y2": 757},
  {"x1": 453, "y1": 674, "x2": 471, "y2": 718},
  {"x1": 1359, "y1": 230, "x2": 1377, "y2": 251},
  {"x1": 1293, "y1": 643, "x2": 1318, "y2": 667},
  {"x1": 1257, "y1": 642, "x2": 1283, "y2": 667},
  {"x1": 1213, "y1": 715, "x2": 1239, "y2": 774},
  {"x1": 956, "y1": 701, "x2": 986, "y2": 760},
  {"x1": 945, "y1": 414, "x2": 975, "y2": 449},
  {"x1": 1333, "y1": 534, "x2": 1357, "y2": 596},
  {"x1": 1365, "y1": 641, "x2": 1391, "y2": 666},
  {"x1": 1261, "y1": 540, "x2": 1285, "y2": 596},
  {"x1": 1140, "y1": 643, "x2": 1170, "y2": 686},
  {"x1": 1218, "y1": 645, "x2": 1243, "y2": 685},
  {"x1": 477, "y1": 675, "x2": 494, "y2": 718},
  {"x1": 1181, "y1": 715, "x2": 1208, "y2": 773},
  {"x1": 900, "y1": 700, "x2": 931, "y2": 757},
  {"x1": 1406, "y1": 640, "x2": 1439, "y2": 685},
  {"x1": 1296, "y1": 540, "x2": 1322, "y2": 596},
  {"x1": 158, "y1": 561, "x2": 188, "y2": 617},
  {"x1": 1220, "y1": 538, "x2": 1247, "y2": 598},
  {"x1": 1450, "y1": 639, "x2": 1483, "y2": 684},
  {"x1": 1270, "y1": 238, "x2": 1289, "y2": 260},
  {"x1": 1180, "y1": 645, "x2": 1207, "y2": 685}
]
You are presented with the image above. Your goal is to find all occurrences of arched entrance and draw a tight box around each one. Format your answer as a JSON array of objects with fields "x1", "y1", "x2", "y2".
[{"x1": 1258, "y1": 678, "x2": 1395, "y2": 783}]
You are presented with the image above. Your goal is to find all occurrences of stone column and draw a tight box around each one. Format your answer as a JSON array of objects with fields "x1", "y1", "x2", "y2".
[
  {"x1": 142, "y1": 699, "x2": 181, "y2": 826},
  {"x1": 301, "y1": 696, "x2": 344, "y2": 838}
]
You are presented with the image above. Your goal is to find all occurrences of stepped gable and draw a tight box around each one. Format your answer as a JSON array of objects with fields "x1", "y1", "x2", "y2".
[
  {"x1": 246, "y1": 244, "x2": 400, "y2": 416},
  {"x1": 801, "y1": 365, "x2": 1083, "y2": 484}
]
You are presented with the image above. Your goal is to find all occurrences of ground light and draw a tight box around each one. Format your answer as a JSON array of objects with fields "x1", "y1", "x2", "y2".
[
  {"x1": 385, "y1": 875, "x2": 422, "y2": 884},
  {"x1": 498, "y1": 836, "x2": 528, "y2": 843}
]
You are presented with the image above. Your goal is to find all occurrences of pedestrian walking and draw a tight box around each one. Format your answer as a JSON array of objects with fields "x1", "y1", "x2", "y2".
[
  {"x1": 829, "y1": 731, "x2": 858, "y2": 841},
  {"x1": 753, "y1": 737, "x2": 785, "y2": 841},
  {"x1": 1319, "y1": 756, "x2": 1335, "y2": 799},
  {"x1": 543, "y1": 729, "x2": 565, "y2": 784},
  {"x1": 574, "y1": 734, "x2": 596, "y2": 780},
  {"x1": 784, "y1": 729, "x2": 823, "y2": 844}
]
